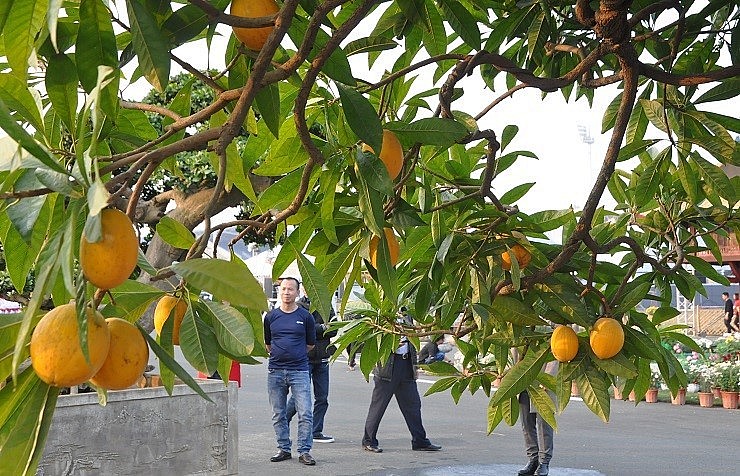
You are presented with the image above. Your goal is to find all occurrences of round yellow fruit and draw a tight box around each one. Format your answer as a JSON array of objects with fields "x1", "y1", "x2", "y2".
[
  {"x1": 90, "y1": 318, "x2": 149, "y2": 390},
  {"x1": 590, "y1": 317, "x2": 625, "y2": 359},
  {"x1": 231, "y1": 0, "x2": 280, "y2": 51},
  {"x1": 369, "y1": 228, "x2": 400, "y2": 268},
  {"x1": 550, "y1": 325, "x2": 579, "y2": 362},
  {"x1": 80, "y1": 208, "x2": 139, "y2": 290},
  {"x1": 154, "y1": 295, "x2": 188, "y2": 345},
  {"x1": 362, "y1": 130, "x2": 404, "y2": 180},
  {"x1": 501, "y1": 243, "x2": 531, "y2": 271},
  {"x1": 30, "y1": 303, "x2": 111, "y2": 387}
]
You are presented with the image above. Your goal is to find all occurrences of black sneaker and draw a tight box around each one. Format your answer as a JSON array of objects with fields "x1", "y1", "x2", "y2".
[{"x1": 313, "y1": 433, "x2": 335, "y2": 443}]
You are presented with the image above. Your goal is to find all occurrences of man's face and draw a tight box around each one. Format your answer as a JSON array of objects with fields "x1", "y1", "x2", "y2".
[{"x1": 279, "y1": 279, "x2": 299, "y2": 304}]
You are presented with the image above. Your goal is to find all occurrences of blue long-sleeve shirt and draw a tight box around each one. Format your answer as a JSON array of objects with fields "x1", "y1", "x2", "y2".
[{"x1": 264, "y1": 306, "x2": 316, "y2": 371}]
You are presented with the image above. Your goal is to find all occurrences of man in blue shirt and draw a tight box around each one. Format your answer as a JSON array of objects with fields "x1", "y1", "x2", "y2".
[{"x1": 264, "y1": 277, "x2": 317, "y2": 465}]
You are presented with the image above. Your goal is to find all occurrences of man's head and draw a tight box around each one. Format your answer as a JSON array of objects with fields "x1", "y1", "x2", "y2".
[
  {"x1": 278, "y1": 277, "x2": 300, "y2": 306},
  {"x1": 723, "y1": 292, "x2": 729, "y2": 300},
  {"x1": 734, "y1": 293, "x2": 739, "y2": 299}
]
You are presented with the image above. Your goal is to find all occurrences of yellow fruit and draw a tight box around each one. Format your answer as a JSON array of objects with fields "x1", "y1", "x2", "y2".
[
  {"x1": 30, "y1": 303, "x2": 111, "y2": 387},
  {"x1": 550, "y1": 326, "x2": 579, "y2": 362},
  {"x1": 369, "y1": 228, "x2": 400, "y2": 268},
  {"x1": 90, "y1": 318, "x2": 149, "y2": 390},
  {"x1": 154, "y1": 295, "x2": 188, "y2": 345},
  {"x1": 80, "y1": 208, "x2": 139, "y2": 290},
  {"x1": 501, "y1": 243, "x2": 531, "y2": 271},
  {"x1": 231, "y1": 0, "x2": 280, "y2": 51},
  {"x1": 590, "y1": 317, "x2": 625, "y2": 359},
  {"x1": 362, "y1": 130, "x2": 404, "y2": 180}
]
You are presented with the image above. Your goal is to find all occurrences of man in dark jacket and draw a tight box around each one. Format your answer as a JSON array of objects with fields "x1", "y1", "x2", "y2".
[
  {"x1": 361, "y1": 307, "x2": 441, "y2": 453},
  {"x1": 287, "y1": 294, "x2": 337, "y2": 443}
]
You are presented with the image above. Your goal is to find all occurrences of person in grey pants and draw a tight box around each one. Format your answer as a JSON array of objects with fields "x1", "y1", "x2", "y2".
[{"x1": 517, "y1": 360, "x2": 558, "y2": 476}]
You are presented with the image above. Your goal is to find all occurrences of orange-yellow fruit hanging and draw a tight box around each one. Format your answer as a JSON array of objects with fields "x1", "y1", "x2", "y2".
[
  {"x1": 590, "y1": 317, "x2": 625, "y2": 359},
  {"x1": 231, "y1": 0, "x2": 280, "y2": 51},
  {"x1": 550, "y1": 325, "x2": 579, "y2": 362}
]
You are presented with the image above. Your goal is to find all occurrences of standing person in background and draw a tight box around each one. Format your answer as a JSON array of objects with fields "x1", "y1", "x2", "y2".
[
  {"x1": 263, "y1": 277, "x2": 317, "y2": 466},
  {"x1": 517, "y1": 360, "x2": 558, "y2": 476},
  {"x1": 733, "y1": 292, "x2": 740, "y2": 331},
  {"x1": 722, "y1": 292, "x2": 735, "y2": 333},
  {"x1": 361, "y1": 307, "x2": 441, "y2": 453},
  {"x1": 286, "y1": 291, "x2": 337, "y2": 443}
]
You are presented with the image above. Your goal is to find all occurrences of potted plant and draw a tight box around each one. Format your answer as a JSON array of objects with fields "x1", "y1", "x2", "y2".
[
  {"x1": 646, "y1": 367, "x2": 662, "y2": 403},
  {"x1": 697, "y1": 363, "x2": 717, "y2": 408},
  {"x1": 716, "y1": 360, "x2": 740, "y2": 409}
]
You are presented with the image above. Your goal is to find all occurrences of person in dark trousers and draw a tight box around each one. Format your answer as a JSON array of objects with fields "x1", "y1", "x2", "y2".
[
  {"x1": 286, "y1": 293, "x2": 337, "y2": 443},
  {"x1": 263, "y1": 277, "x2": 317, "y2": 466},
  {"x1": 361, "y1": 307, "x2": 441, "y2": 453},
  {"x1": 723, "y1": 292, "x2": 735, "y2": 333},
  {"x1": 517, "y1": 358, "x2": 558, "y2": 476}
]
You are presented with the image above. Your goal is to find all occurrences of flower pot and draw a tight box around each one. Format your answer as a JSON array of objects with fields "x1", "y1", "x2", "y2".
[
  {"x1": 712, "y1": 387, "x2": 722, "y2": 399},
  {"x1": 671, "y1": 388, "x2": 686, "y2": 405},
  {"x1": 571, "y1": 381, "x2": 579, "y2": 397},
  {"x1": 720, "y1": 390, "x2": 739, "y2": 410},
  {"x1": 645, "y1": 388, "x2": 659, "y2": 403},
  {"x1": 628, "y1": 390, "x2": 636, "y2": 402},
  {"x1": 613, "y1": 386, "x2": 623, "y2": 400},
  {"x1": 698, "y1": 392, "x2": 714, "y2": 408}
]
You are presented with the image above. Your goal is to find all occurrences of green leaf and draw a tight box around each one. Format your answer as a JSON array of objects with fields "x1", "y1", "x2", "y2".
[
  {"x1": 634, "y1": 147, "x2": 668, "y2": 206},
  {"x1": 337, "y1": 84, "x2": 382, "y2": 153},
  {"x1": 76, "y1": 0, "x2": 117, "y2": 93},
  {"x1": 0, "y1": 367, "x2": 60, "y2": 476},
  {"x1": 296, "y1": 253, "x2": 333, "y2": 322},
  {"x1": 357, "y1": 179, "x2": 385, "y2": 238},
  {"x1": 685, "y1": 255, "x2": 730, "y2": 286},
  {"x1": 534, "y1": 283, "x2": 590, "y2": 327},
  {"x1": 0, "y1": 74, "x2": 44, "y2": 134},
  {"x1": 528, "y1": 385, "x2": 557, "y2": 430},
  {"x1": 203, "y1": 300, "x2": 255, "y2": 357},
  {"x1": 139, "y1": 325, "x2": 213, "y2": 402},
  {"x1": 437, "y1": 0, "x2": 481, "y2": 50},
  {"x1": 575, "y1": 369, "x2": 610, "y2": 422},
  {"x1": 692, "y1": 153, "x2": 735, "y2": 198},
  {"x1": 424, "y1": 376, "x2": 458, "y2": 396},
  {"x1": 640, "y1": 99, "x2": 668, "y2": 133},
  {"x1": 179, "y1": 307, "x2": 219, "y2": 375},
  {"x1": 45, "y1": 54, "x2": 79, "y2": 133},
  {"x1": 127, "y1": 0, "x2": 171, "y2": 92},
  {"x1": 391, "y1": 118, "x2": 468, "y2": 147},
  {"x1": 156, "y1": 216, "x2": 196, "y2": 250},
  {"x1": 287, "y1": 16, "x2": 356, "y2": 86},
  {"x1": 618, "y1": 139, "x2": 661, "y2": 162},
  {"x1": 501, "y1": 182, "x2": 535, "y2": 205},
  {"x1": 490, "y1": 296, "x2": 546, "y2": 327},
  {"x1": 490, "y1": 343, "x2": 550, "y2": 407},
  {"x1": 695, "y1": 77, "x2": 740, "y2": 104},
  {"x1": 99, "y1": 280, "x2": 165, "y2": 322},
  {"x1": 254, "y1": 82, "x2": 282, "y2": 139},
  {"x1": 0, "y1": 99, "x2": 66, "y2": 174},
  {"x1": 3, "y1": 0, "x2": 46, "y2": 79},
  {"x1": 592, "y1": 352, "x2": 638, "y2": 379},
  {"x1": 355, "y1": 150, "x2": 394, "y2": 196},
  {"x1": 344, "y1": 36, "x2": 398, "y2": 56},
  {"x1": 170, "y1": 258, "x2": 268, "y2": 311},
  {"x1": 501, "y1": 395, "x2": 520, "y2": 426},
  {"x1": 486, "y1": 400, "x2": 504, "y2": 434},
  {"x1": 612, "y1": 282, "x2": 652, "y2": 316},
  {"x1": 500, "y1": 125, "x2": 518, "y2": 152}
]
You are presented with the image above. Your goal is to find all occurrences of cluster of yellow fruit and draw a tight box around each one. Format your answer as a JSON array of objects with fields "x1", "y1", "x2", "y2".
[
  {"x1": 30, "y1": 209, "x2": 148, "y2": 390},
  {"x1": 550, "y1": 317, "x2": 625, "y2": 363},
  {"x1": 30, "y1": 303, "x2": 149, "y2": 390}
]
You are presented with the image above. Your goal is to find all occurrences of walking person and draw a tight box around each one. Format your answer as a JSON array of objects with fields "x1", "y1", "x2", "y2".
[
  {"x1": 361, "y1": 307, "x2": 441, "y2": 453},
  {"x1": 286, "y1": 292, "x2": 337, "y2": 443},
  {"x1": 263, "y1": 277, "x2": 317, "y2": 466},
  {"x1": 733, "y1": 292, "x2": 740, "y2": 331},
  {"x1": 722, "y1": 292, "x2": 735, "y2": 333}
]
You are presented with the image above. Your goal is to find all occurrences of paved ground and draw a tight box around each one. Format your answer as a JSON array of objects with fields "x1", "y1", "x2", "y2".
[{"x1": 230, "y1": 358, "x2": 738, "y2": 476}]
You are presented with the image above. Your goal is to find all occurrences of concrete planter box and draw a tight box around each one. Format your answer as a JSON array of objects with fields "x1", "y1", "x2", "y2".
[{"x1": 37, "y1": 380, "x2": 237, "y2": 475}]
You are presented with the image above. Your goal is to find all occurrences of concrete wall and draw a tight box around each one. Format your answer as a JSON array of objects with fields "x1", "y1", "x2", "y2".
[{"x1": 37, "y1": 380, "x2": 237, "y2": 476}]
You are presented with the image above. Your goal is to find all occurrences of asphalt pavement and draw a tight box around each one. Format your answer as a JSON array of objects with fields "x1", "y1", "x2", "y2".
[{"x1": 231, "y1": 358, "x2": 738, "y2": 476}]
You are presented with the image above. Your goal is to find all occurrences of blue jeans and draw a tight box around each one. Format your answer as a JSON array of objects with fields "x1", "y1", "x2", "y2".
[
  {"x1": 267, "y1": 369, "x2": 313, "y2": 454},
  {"x1": 287, "y1": 361, "x2": 329, "y2": 436}
]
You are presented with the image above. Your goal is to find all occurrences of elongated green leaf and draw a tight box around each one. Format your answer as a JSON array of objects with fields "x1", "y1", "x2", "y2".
[
  {"x1": 252, "y1": 135, "x2": 308, "y2": 175},
  {"x1": 179, "y1": 307, "x2": 219, "y2": 375},
  {"x1": 140, "y1": 324, "x2": 213, "y2": 402},
  {"x1": 527, "y1": 209, "x2": 574, "y2": 233},
  {"x1": 98, "y1": 280, "x2": 165, "y2": 322},
  {"x1": 640, "y1": 99, "x2": 668, "y2": 133},
  {"x1": 0, "y1": 74, "x2": 44, "y2": 133},
  {"x1": 490, "y1": 343, "x2": 550, "y2": 406},
  {"x1": 528, "y1": 385, "x2": 557, "y2": 430},
  {"x1": 685, "y1": 255, "x2": 730, "y2": 286},
  {"x1": 170, "y1": 258, "x2": 268, "y2": 311},
  {"x1": 0, "y1": 100, "x2": 66, "y2": 174},
  {"x1": 45, "y1": 54, "x2": 78, "y2": 133},
  {"x1": 156, "y1": 216, "x2": 195, "y2": 250},
  {"x1": 612, "y1": 282, "x2": 652, "y2": 316},
  {"x1": 487, "y1": 400, "x2": 504, "y2": 434},
  {"x1": 525, "y1": 10, "x2": 545, "y2": 62},
  {"x1": 295, "y1": 253, "x2": 333, "y2": 322},
  {"x1": 344, "y1": 36, "x2": 397, "y2": 56},
  {"x1": 287, "y1": 16, "x2": 355, "y2": 86},
  {"x1": 501, "y1": 182, "x2": 535, "y2": 204},
  {"x1": 592, "y1": 352, "x2": 638, "y2": 378},
  {"x1": 695, "y1": 77, "x2": 740, "y2": 104},
  {"x1": 438, "y1": 0, "x2": 481, "y2": 50},
  {"x1": 355, "y1": 150, "x2": 394, "y2": 196},
  {"x1": 634, "y1": 147, "x2": 668, "y2": 206},
  {"x1": 490, "y1": 296, "x2": 546, "y2": 327},
  {"x1": 391, "y1": 118, "x2": 468, "y2": 147},
  {"x1": 76, "y1": 0, "x2": 117, "y2": 93},
  {"x1": 127, "y1": 0, "x2": 171, "y2": 92},
  {"x1": 254, "y1": 82, "x2": 281, "y2": 139},
  {"x1": 424, "y1": 376, "x2": 458, "y2": 396},
  {"x1": 501, "y1": 395, "x2": 520, "y2": 426},
  {"x1": 692, "y1": 153, "x2": 736, "y2": 198},
  {"x1": 575, "y1": 369, "x2": 610, "y2": 422},
  {"x1": 0, "y1": 367, "x2": 59, "y2": 476},
  {"x1": 534, "y1": 283, "x2": 590, "y2": 327},
  {"x1": 324, "y1": 241, "x2": 362, "y2": 291},
  {"x1": 203, "y1": 300, "x2": 255, "y2": 357},
  {"x1": 4, "y1": 0, "x2": 46, "y2": 79},
  {"x1": 338, "y1": 84, "x2": 382, "y2": 153}
]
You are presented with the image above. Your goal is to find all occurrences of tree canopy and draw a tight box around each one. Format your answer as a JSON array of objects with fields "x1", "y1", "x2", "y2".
[{"x1": 0, "y1": 0, "x2": 739, "y2": 472}]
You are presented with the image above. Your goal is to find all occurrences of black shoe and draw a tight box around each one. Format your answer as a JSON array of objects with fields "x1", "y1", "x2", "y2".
[
  {"x1": 270, "y1": 450, "x2": 292, "y2": 462},
  {"x1": 518, "y1": 459, "x2": 539, "y2": 475},
  {"x1": 313, "y1": 433, "x2": 335, "y2": 443},
  {"x1": 363, "y1": 444, "x2": 383, "y2": 453},
  {"x1": 412, "y1": 443, "x2": 441, "y2": 451},
  {"x1": 299, "y1": 453, "x2": 316, "y2": 465},
  {"x1": 534, "y1": 463, "x2": 549, "y2": 475}
]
